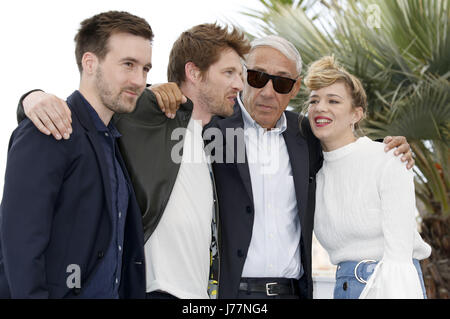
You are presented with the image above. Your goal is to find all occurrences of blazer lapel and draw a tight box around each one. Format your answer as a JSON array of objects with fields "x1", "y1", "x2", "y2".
[
  {"x1": 236, "y1": 155, "x2": 254, "y2": 206},
  {"x1": 282, "y1": 116, "x2": 310, "y2": 227},
  {"x1": 67, "y1": 91, "x2": 114, "y2": 219},
  {"x1": 219, "y1": 104, "x2": 254, "y2": 205},
  {"x1": 85, "y1": 132, "x2": 114, "y2": 217}
]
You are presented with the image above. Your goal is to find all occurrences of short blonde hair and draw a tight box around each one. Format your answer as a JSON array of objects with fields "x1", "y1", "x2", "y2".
[{"x1": 304, "y1": 56, "x2": 367, "y2": 129}]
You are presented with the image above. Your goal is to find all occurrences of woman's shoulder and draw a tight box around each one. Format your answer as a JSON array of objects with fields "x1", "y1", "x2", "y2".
[
  {"x1": 355, "y1": 137, "x2": 408, "y2": 168},
  {"x1": 357, "y1": 137, "x2": 393, "y2": 160},
  {"x1": 358, "y1": 137, "x2": 412, "y2": 178}
]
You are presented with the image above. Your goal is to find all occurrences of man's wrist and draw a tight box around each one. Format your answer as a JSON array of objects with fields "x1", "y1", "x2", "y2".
[
  {"x1": 17, "y1": 89, "x2": 44, "y2": 123},
  {"x1": 20, "y1": 89, "x2": 44, "y2": 106}
]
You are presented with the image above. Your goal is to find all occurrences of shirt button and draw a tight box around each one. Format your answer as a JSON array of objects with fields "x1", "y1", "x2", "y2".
[
  {"x1": 118, "y1": 211, "x2": 122, "y2": 218},
  {"x1": 343, "y1": 282, "x2": 348, "y2": 291},
  {"x1": 115, "y1": 278, "x2": 119, "y2": 284},
  {"x1": 105, "y1": 132, "x2": 109, "y2": 137},
  {"x1": 118, "y1": 245, "x2": 122, "y2": 251}
]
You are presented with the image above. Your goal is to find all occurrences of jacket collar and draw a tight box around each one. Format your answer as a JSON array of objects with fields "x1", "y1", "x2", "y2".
[
  {"x1": 67, "y1": 90, "x2": 122, "y2": 137},
  {"x1": 66, "y1": 90, "x2": 115, "y2": 218},
  {"x1": 66, "y1": 90, "x2": 98, "y2": 133},
  {"x1": 218, "y1": 100, "x2": 245, "y2": 131}
]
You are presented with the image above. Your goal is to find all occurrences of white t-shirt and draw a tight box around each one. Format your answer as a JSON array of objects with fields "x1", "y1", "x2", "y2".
[
  {"x1": 314, "y1": 136, "x2": 431, "y2": 298},
  {"x1": 144, "y1": 118, "x2": 213, "y2": 298}
]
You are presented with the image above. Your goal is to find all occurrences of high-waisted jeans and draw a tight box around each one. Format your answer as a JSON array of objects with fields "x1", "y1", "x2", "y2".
[{"x1": 334, "y1": 259, "x2": 427, "y2": 299}]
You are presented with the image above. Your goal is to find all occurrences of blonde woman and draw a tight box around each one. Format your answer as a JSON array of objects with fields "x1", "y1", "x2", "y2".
[{"x1": 304, "y1": 56, "x2": 431, "y2": 299}]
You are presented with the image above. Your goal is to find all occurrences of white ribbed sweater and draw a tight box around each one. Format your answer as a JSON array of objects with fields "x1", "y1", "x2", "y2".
[{"x1": 314, "y1": 137, "x2": 431, "y2": 298}]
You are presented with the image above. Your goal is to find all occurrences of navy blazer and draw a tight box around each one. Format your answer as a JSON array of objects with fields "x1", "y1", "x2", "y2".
[
  {"x1": 211, "y1": 103, "x2": 322, "y2": 299},
  {"x1": 0, "y1": 91, "x2": 145, "y2": 298}
]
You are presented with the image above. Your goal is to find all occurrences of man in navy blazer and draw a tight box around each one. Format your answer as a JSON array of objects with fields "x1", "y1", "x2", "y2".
[
  {"x1": 0, "y1": 11, "x2": 153, "y2": 298},
  {"x1": 211, "y1": 102, "x2": 321, "y2": 299}
]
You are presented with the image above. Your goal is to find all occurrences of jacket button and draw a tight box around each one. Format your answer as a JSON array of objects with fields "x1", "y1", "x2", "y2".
[
  {"x1": 343, "y1": 282, "x2": 348, "y2": 291},
  {"x1": 237, "y1": 249, "x2": 244, "y2": 258},
  {"x1": 246, "y1": 206, "x2": 252, "y2": 214},
  {"x1": 73, "y1": 288, "x2": 81, "y2": 295},
  {"x1": 98, "y1": 251, "x2": 104, "y2": 259}
]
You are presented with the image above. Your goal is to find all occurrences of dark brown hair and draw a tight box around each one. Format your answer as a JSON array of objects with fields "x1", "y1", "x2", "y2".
[
  {"x1": 167, "y1": 23, "x2": 250, "y2": 84},
  {"x1": 74, "y1": 11, "x2": 153, "y2": 73}
]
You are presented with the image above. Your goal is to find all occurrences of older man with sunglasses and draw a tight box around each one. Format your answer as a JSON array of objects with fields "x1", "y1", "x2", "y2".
[{"x1": 210, "y1": 35, "x2": 319, "y2": 299}]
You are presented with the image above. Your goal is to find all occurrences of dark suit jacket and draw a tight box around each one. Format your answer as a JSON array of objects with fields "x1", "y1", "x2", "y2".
[
  {"x1": 0, "y1": 91, "x2": 146, "y2": 298},
  {"x1": 210, "y1": 103, "x2": 322, "y2": 299}
]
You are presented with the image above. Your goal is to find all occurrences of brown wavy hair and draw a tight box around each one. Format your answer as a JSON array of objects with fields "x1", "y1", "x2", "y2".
[{"x1": 167, "y1": 23, "x2": 250, "y2": 84}]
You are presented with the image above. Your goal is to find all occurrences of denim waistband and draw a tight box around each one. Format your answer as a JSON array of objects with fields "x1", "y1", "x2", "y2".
[{"x1": 336, "y1": 259, "x2": 421, "y2": 282}]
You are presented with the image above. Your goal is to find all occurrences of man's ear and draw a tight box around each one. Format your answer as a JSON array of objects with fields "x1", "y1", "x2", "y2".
[
  {"x1": 81, "y1": 52, "x2": 98, "y2": 75},
  {"x1": 185, "y1": 62, "x2": 202, "y2": 83}
]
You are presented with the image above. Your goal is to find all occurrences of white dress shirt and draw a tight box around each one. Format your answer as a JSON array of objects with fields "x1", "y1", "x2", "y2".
[{"x1": 238, "y1": 96, "x2": 303, "y2": 279}]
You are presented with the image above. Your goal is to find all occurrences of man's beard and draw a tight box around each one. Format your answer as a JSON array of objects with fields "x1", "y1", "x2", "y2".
[
  {"x1": 198, "y1": 83, "x2": 234, "y2": 118},
  {"x1": 95, "y1": 67, "x2": 141, "y2": 114}
]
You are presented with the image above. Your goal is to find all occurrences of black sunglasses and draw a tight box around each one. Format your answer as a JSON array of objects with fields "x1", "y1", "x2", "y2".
[{"x1": 246, "y1": 68, "x2": 297, "y2": 94}]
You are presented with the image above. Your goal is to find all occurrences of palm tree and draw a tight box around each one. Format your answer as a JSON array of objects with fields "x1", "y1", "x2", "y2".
[{"x1": 238, "y1": 0, "x2": 450, "y2": 298}]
